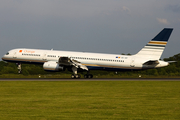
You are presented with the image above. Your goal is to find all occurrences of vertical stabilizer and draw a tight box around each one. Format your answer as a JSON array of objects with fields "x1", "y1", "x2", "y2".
[{"x1": 135, "y1": 28, "x2": 173, "y2": 60}]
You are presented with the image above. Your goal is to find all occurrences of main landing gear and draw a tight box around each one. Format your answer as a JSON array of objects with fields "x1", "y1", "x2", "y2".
[
  {"x1": 71, "y1": 66, "x2": 93, "y2": 79},
  {"x1": 71, "y1": 66, "x2": 81, "y2": 79},
  {"x1": 71, "y1": 74, "x2": 93, "y2": 79},
  {"x1": 84, "y1": 71, "x2": 93, "y2": 79}
]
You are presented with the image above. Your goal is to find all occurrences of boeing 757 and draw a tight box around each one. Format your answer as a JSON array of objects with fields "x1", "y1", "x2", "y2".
[{"x1": 2, "y1": 28, "x2": 173, "y2": 78}]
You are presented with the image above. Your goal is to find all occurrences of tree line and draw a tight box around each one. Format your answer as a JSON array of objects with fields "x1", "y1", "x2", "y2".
[{"x1": 0, "y1": 53, "x2": 180, "y2": 77}]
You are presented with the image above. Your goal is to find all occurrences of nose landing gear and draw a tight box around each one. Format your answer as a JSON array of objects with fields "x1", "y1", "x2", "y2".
[{"x1": 17, "y1": 63, "x2": 21, "y2": 74}]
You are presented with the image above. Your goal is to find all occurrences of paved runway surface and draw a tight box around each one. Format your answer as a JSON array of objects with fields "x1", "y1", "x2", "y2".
[{"x1": 0, "y1": 78, "x2": 180, "y2": 81}]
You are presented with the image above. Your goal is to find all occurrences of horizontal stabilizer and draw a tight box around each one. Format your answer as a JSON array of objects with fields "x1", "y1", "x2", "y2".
[
  {"x1": 143, "y1": 60, "x2": 159, "y2": 65},
  {"x1": 167, "y1": 61, "x2": 176, "y2": 63}
]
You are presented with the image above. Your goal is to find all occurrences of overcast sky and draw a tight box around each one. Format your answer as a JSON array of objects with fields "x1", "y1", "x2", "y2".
[{"x1": 0, "y1": 0, "x2": 180, "y2": 59}]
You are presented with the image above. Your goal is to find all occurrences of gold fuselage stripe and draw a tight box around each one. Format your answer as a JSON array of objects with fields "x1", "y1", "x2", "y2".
[{"x1": 148, "y1": 41, "x2": 167, "y2": 45}]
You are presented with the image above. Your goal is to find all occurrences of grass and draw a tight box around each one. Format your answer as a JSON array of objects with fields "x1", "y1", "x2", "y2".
[{"x1": 0, "y1": 81, "x2": 180, "y2": 119}]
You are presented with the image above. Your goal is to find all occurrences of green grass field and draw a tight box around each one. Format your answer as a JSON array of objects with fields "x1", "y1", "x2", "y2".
[{"x1": 0, "y1": 81, "x2": 179, "y2": 120}]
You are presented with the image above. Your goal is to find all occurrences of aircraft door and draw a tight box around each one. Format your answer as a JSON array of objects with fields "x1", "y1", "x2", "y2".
[
  {"x1": 13, "y1": 52, "x2": 17, "y2": 58},
  {"x1": 130, "y1": 58, "x2": 135, "y2": 67},
  {"x1": 43, "y1": 53, "x2": 47, "y2": 60}
]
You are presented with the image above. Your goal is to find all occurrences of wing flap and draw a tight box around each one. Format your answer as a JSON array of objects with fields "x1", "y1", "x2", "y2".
[{"x1": 71, "y1": 59, "x2": 88, "y2": 71}]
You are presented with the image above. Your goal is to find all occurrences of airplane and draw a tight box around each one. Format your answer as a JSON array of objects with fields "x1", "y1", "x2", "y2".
[{"x1": 2, "y1": 28, "x2": 173, "y2": 79}]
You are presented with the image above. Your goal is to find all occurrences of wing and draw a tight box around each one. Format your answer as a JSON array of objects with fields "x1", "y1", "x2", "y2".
[{"x1": 59, "y1": 57, "x2": 88, "y2": 71}]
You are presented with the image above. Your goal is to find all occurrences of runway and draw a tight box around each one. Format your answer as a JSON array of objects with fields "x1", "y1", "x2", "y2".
[{"x1": 0, "y1": 78, "x2": 180, "y2": 81}]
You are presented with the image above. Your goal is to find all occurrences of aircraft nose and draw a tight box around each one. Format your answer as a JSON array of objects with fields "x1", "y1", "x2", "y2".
[
  {"x1": 2, "y1": 56, "x2": 5, "y2": 61},
  {"x1": 2, "y1": 54, "x2": 7, "y2": 61}
]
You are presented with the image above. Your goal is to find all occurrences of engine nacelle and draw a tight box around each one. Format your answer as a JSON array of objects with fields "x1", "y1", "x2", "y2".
[{"x1": 43, "y1": 61, "x2": 64, "y2": 71}]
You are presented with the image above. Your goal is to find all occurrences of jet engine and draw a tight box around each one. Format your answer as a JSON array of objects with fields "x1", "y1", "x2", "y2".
[{"x1": 43, "y1": 61, "x2": 64, "y2": 71}]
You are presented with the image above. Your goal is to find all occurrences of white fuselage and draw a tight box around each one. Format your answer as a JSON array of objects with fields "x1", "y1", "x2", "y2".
[{"x1": 2, "y1": 48, "x2": 168, "y2": 71}]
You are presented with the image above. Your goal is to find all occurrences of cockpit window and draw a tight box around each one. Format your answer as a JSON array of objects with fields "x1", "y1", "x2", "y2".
[{"x1": 6, "y1": 52, "x2": 9, "y2": 55}]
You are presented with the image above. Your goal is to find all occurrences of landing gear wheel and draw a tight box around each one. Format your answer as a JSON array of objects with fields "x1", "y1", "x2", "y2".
[
  {"x1": 88, "y1": 74, "x2": 91, "y2": 78},
  {"x1": 89, "y1": 74, "x2": 93, "y2": 78},
  {"x1": 75, "y1": 74, "x2": 81, "y2": 79},
  {"x1": 18, "y1": 70, "x2": 21, "y2": 74},
  {"x1": 84, "y1": 74, "x2": 93, "y2": 79},
  {"x1": 71, "y1": 74, "x2": 81, "y2": 79},
  {"x1": 71, "y1": 74, "x2": 75, "y2": 79},
  {"x1": 84, "y1": 74, "x2": 88, "y2": 79}
]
